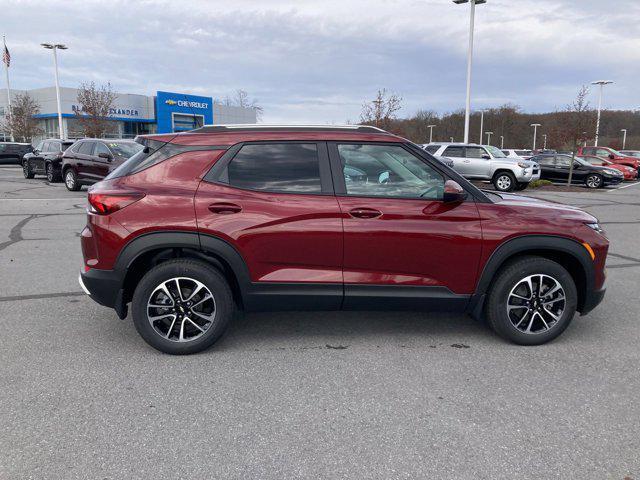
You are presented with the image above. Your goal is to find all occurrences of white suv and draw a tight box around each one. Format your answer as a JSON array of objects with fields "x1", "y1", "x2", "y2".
[{"x1": 424, "y1": 143, "x2": 540, "y2": 192}]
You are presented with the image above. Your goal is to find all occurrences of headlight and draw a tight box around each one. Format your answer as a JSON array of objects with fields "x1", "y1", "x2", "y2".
[
  {"x1": 585, "y1": 222, "x2": 605, "y2": 234},
  {"x1": 603, "y1": 168, "x2": 621, "y2": 176},
  {"x1": 517, "y1": 162, "x2": 529, "y2": 168}
]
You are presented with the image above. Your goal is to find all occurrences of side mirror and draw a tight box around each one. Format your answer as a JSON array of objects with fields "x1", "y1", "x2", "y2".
[
  {"x1": 481, "y1": 154, "x2": 491, "y2": 160},
  {"x1": 573, "y1": 162, "x2": 580, "y2": 169},
  {"x1": 443, "y1": 180, "x2": 467, "y2": 204},
  {"x1": 98, "y1": 152, "x2": 113, "y2": 161},
  {"x1": 609, "y1": 154, "x2": 615, "y2": 159}
]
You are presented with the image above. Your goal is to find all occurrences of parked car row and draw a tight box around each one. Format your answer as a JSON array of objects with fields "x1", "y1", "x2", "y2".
[
  {"x1": 20, "y1": 138, "x2": 143, "y2": 190},
  {"x1": 0, "y1": 141, "x2": 33, "y2": 164},
  {"x1": 422, "y1": 142, "x2": 638, "y2": 190},
  {"x1": 422, "y1": 142, "x2": 540, "y2": 192}
]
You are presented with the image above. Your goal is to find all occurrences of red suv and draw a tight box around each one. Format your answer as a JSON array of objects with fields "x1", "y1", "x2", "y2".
[
  {"x1": 578, "y1": 146, "x2": 640, "y2": 176},
  {"x1": 79, "y1": 126, "x2": 608, "y2": 354}
]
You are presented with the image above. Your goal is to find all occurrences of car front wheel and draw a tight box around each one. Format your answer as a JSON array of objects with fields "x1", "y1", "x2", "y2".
[
  {"x1": 585, "y1": 174, "x2": 603, "y2": 189},
  {"x1": 46, "y1": 163, "x2": 61, "y2": 183},
  {"x1": 493, "y1": 172, "x2": 516, "y2": 192},
  {"x1": 23, "y1": 160, "x2": 35, "y2": 179},
  {"x1": 131, "y1": 259, "x2": 235, "y2": 355},
  {"x1": 485, "y1": 256, "x2": 577, "y2": 345},
  {"x1": 64, "y1": 169, "x2": 81, "y2": 191}
]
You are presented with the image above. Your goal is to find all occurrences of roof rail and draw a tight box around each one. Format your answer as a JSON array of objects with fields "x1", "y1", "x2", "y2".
[{"x1": 187, "y1": 124, "x2": 389, "y2": 134}]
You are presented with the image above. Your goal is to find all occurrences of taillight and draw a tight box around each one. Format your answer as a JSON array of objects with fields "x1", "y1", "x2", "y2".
[{"x1": 88, "y1": 191, "x2": 145, "y2": 215}]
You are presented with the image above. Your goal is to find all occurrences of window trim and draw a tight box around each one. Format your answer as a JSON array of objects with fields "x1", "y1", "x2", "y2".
[{"x1": 203, "y1": 140, "x2": 334, "y2": 196}]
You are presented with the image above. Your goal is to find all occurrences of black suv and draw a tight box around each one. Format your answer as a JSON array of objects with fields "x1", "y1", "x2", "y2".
[
  {"x1": 22, "y1": 139, "x2": 75, "y2": 181},
  {"x1": 0, "y1": 142, "x2": 33, "y2": 164},
  {"x1": 533, "y1": 154, "x2": 624, "y2": 189},
  {"x1": 61, "y1": 138, "x2": 142, "y2": 191}
]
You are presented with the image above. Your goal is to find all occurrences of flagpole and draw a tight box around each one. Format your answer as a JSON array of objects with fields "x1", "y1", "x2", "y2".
[{"x1": 3, "y1": 35, "x2": 13, "y2": 142}]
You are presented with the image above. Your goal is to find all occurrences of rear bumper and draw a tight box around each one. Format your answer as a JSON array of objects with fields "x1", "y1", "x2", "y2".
[{"x1": 79, "y1": 269, "x2": 128, "y2": 319}]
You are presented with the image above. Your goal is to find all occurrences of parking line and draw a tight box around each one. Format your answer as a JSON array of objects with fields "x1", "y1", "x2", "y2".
[{"x1": 609, "y1": 182, "x2": 640, "y2": 192}]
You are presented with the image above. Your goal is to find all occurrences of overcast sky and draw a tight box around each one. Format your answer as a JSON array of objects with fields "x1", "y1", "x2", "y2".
[{"x1": 2, "y1": 0, "x2": 639, "y2": 123}]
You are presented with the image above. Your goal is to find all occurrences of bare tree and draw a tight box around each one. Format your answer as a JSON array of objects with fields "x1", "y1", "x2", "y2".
[
  {"x1": 221, "y1": 89, "x2": 263, "y2": 121},
  {"x1": 360, "y1": 89, "x2": 402, "y2": 130},
  {"x1": 0, "y1": 93, "x2": 43, "y2": 142},
  {"x1": 558, "y1": 86, "x2": 596, "y2": 186},
  {"x1": 75, "y1": 82, "x2": 118, "y2": 138}
]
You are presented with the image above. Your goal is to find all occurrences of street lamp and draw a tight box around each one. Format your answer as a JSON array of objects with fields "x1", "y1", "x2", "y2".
[
  {"x1": 591, "y1": 80, "x2": 613, "y2": 147},
  {"x1": 41, "y1": 43, "x2": 68, "y2": 139},
  {"x1": 427, "y1": 124, "x2": 436, "y2": 143},
  {"x1": 543, "y1": 134, "x2": 547, "y2": 150},
  {"x1": 621, "y1": 129, "x2": 627, "y2": 149},
  {"x1": 453, "y1": 0, "x2": 487, "y2": 144},
  {"x1": 530, "y1": 123, "x2": 541, "y2": 150},
  {"x1": 450, "y1": 136, "x2": 455, "y2": 142},
  {"x1": 478, "y1": 108, "x2": 487, "y2": 144},
  {"x1": 500, "y1": 135, "x2": 504, "y2": 149},
  {"x1": 485, "y1": 131, "x2": 493, "y2": 145}
]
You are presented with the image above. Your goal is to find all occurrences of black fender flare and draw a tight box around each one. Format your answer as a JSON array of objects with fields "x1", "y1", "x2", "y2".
[
  {"x1": 467, "y1": 235, "x2": 594, "y2": 318},
  {"x1": 114, "y1": 230, "x2": 253, "y2": 305}
]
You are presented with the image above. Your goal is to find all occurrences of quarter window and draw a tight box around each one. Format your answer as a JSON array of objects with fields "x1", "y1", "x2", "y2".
[
  {"x1": 337, "y1": 144, "x2": 444, "y2": 200},
  {"x1": 225, "y1": 143, "x2": 322, "y2": 194}
]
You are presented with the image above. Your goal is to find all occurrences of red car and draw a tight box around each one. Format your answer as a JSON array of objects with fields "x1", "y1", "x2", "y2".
[
  {"x1": 578, "y1": 155, "x2": 638, "y2": 180},
  {"x1": 79, "y1": 125, "x2": 608, "y2": 354},
  {"x1": 578, "y1": 146, "x2": 640, "y2": 176}
]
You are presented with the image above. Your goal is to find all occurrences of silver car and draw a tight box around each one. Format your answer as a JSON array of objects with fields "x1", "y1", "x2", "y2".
[{"x1": 424, "y1": 143, "x2": 541, "y2": 192}]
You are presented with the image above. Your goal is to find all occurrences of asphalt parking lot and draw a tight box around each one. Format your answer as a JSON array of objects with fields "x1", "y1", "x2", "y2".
[{"x1": 1, "y1": 164, "x2": 639, "y2": 479}]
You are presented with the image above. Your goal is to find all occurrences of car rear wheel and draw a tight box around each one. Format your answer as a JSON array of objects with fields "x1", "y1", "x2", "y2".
[
  {"x1": 585, "y1": 174, "x2": 603, "y2": 189},
  {"x1": 493, "y1": 172, "x2": 516, "y2": 192},
  {"x1": 485, "y1": 256, "x2": 577, "y2": 345},
  {"x1": 64, "y1": 169, "x2": 81, "y2": 191},
  {"x1": 131, "y1": 259, "x2": 235, "y2": 355},
  {"x1": 23, "y1": 160, "x2": 35, "y2": 179},
  {"x1": 46, "y1": 163, "x2": 61, "y2": 183}
]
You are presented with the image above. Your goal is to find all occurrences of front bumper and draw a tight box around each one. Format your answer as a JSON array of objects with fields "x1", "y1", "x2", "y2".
[
  {"x1": 79, "y1": 268, "x2": 128, "y2": 319},
  {"x1": 580, "y1": 286, "x2": 606, "y2": 316},
  {"x1": 514, "y1": 168, "x2": 541, "y2": 182}
]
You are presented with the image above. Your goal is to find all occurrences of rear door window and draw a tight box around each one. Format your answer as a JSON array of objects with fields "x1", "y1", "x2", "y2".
[
  {"x1": 442, "y1": 146, "x2": 464, "y2": 158},
  {"x1": 224, "y1": 143, "x2": 322, "y2": 194},
  {"x1": 78, "y1": 142, "x2": 95, "y2": 156}
]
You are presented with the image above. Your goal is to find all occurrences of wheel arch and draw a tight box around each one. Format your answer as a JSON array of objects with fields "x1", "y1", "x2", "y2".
[
  {"x1": 468, "y1": 235, "x2": 594, "y2": 319},
  {"x1": 117, "y1": 231, "x2": 251, "y2": 312}
]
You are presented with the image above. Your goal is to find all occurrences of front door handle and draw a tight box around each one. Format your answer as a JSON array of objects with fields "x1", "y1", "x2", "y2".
[
  {"x1": 208, "y1": 202, "x2": 242, "y2": 214},
  {"x1": 463, "y1": 159, "x2": 471, "y2": 163},
  {"x1": 348, "y1": 207, "x2": 382, "y2": 219}
]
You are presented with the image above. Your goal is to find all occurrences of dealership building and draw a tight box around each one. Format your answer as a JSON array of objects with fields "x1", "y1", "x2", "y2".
[{"x1": 0, "y1": 86, "x2": 257, "y2": 141}]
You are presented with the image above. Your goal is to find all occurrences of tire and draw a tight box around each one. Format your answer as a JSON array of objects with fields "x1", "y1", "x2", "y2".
[
  {"x1": 485, "y1": 256, "x2": 577, "y2": 346},
  {"x1": 514, "y1": 182, "x2": 528, "y2": 191},
  {"x1": 131, "y1": 259, "x2": 235, "y2": 355},
  {"x1": 585, "y1": 174, "x2": 603, "y2": 189},
  {"x1": 493, "y1": 171, "x2": 516, "y2": 192},
  {"x1": 46, "y1": 162, "x2": 61, "y2": 183},
  {"x1": 64, "y1": 169, "x2": 81, "y2": 191},
  {"x1": 23, "y1": 160, "x2": 35, "y2": 179}
]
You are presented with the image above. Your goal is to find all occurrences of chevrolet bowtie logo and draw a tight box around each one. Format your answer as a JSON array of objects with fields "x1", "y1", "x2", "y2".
[{"x1": 165, "y1": 99, "x2": 177, "y2": 105}]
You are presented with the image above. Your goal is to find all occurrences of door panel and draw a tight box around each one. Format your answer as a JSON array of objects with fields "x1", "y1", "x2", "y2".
[
  {"x1": 331, "y1": 142, "x2": 483, "y2": 296},
  {"x1": 464, "y1": 146, "x2": 492, "y2": 178},
  {"x1": 195, "y1": 182, "x2": 344, "y2": 284}
]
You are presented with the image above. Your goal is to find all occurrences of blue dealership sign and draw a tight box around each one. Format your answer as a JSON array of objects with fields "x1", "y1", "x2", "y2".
[{"x1": 156, "y1": 91, "x2": 214, "y2": 133}]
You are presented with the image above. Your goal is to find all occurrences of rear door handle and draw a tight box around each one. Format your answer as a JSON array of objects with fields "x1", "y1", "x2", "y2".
[
  {"x1": 208, "y1": 202, "x2": 242, "y2": 214},
  {"x1": 348, "y1": 207, "x2": 382, "y2": 219}
]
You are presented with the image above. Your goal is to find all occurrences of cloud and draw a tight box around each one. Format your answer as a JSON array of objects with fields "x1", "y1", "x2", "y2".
[{"x1": 2, "y1": 0, "x2": 638, "y2": 123}]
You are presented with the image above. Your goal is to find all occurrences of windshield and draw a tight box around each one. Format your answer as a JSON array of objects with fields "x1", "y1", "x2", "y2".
[
  {"x1": 106, "y1": 141, "x2": 143, "y2": 158},
  {"x1": 485, "y1": 146, "x2": 507, "y2": 158}
]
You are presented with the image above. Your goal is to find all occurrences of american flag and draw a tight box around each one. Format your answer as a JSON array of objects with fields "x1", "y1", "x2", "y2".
[{"x1": 2, "y1": 44, "x2": 10, "y2": 68}]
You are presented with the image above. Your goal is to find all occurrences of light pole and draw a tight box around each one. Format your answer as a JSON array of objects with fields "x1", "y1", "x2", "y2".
[
  {"x1": 453, "y1": 0, "x2": 486, "y2": 144},
  {"x1": 500, "y1": 135, "x2": 504, "y2": 149},
  {"x1": 41, "y1": 43, "x2": 68, "y2": 139},
  {"x1": 485, "y1": 131, "x2": 493, "y2": 145},
  {"x1": 543, "y1": 134, "x2": 547, "y2": 150},
  {"x1": 621, "y1": 129, "x2": 627, "y2": 149},
  {"x1": 450, "y1": 136, "x2": 455, "y2": 142},
  {"x1": 530, "y1": 123, "x2": 541, "y2": 151},
  {"x1": 427, "y1": 124, "x2": 436, "y2": 143},
  {"x1": 591, "y1": 80, "x2": 613, "y2": 147},
  {"x1": 478, "y1": 109, "x2": 486, "y2": 144}
]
